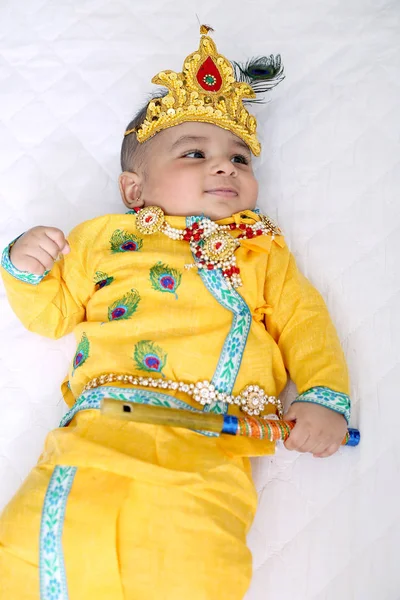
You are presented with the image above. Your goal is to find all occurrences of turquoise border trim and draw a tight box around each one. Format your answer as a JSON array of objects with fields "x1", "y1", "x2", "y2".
[
  {"x1": 1, "y1": 235, "x2": 50, "y2": 285},
  {"x1": 292, "y1": 386, "x2": 351, "y2": 424},
  {"x1": 40, "y1": 466, "x2": 77, "y2": 600},
  {"x1": 60, "y1": 386, "x2": 218, "y2": 437},
  {"x1": 186, "y1": 216, "x2": 252, "y2": 414},
  {"x1": 199, "y1": 268, "x2": 251, "y2": 394}
]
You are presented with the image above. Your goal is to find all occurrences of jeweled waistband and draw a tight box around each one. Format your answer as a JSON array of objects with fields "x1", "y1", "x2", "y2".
[{"x1": 81, "y1": 373, "x2": 284, "y2": 418}]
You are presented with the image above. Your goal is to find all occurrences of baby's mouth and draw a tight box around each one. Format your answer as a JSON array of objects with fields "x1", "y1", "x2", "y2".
[{"x1": 205, "y1": 188, "x2": 238, "y2": 197}]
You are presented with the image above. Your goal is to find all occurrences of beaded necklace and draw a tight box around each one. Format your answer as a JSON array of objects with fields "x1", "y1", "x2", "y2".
[{"x1": 134, "y1": 206, "x2": 281, "y2": 288}]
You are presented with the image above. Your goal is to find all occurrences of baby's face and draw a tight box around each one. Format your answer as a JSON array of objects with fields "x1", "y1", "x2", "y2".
[{"x1": 136, "y1": 122, "x2": 258, "y2": 220}]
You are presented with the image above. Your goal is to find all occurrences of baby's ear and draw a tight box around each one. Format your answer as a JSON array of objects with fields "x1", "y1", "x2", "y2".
[{"x1": 118, "y1": 171, "x2": 143, "y2": 209}]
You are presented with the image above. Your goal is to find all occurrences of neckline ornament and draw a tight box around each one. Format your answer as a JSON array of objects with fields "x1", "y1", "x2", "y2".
[{"x1": 134, "y1": 205, "x2": 282, "y2": 288}]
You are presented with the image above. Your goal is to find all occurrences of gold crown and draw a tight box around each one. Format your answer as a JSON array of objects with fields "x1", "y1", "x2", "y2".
[{"x1": 124, "y1": 25, "x2": 262, "y2": 156}]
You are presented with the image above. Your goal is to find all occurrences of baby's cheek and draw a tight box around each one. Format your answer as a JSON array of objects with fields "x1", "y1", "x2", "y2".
[{"x1": 248, "y1": 176, "x2": 259, "y2": 201}]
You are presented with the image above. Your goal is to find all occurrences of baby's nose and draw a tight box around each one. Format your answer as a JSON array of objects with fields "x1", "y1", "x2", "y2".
[{"x1": 212, "y1": 159, "x2": 237, "y2": 176}]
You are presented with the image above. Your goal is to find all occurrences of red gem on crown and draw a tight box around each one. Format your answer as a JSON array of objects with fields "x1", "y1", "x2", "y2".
[{"x1": 196, "y1": 56, "x2": 222, "y2": 92}]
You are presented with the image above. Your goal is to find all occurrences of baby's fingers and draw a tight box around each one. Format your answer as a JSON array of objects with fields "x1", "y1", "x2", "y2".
[
  {"x1": 43, "y1": 227, "x2": 70, "y2": 255},
  {"x1": 14, "y1": 254, "x2": 48, "y2": 276},
  {"x1": 26, "y1": 247, "x2": 56, "y2": 271},
  {"x1": 284, "y1": 427, "x2": 310, "y2": 452},
  {"x1": 39, "y1": 235, "x2": 64, "y2": 261},
  {"x1": 313, "y1": 443, "x2": 340, "y2": 459}
]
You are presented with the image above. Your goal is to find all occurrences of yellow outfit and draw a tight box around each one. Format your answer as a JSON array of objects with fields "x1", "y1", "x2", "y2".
[{"x1": 0, "y1": 209, "x2": 349, "y2": 599}]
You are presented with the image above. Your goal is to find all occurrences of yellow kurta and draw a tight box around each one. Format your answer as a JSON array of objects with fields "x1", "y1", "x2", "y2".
[{"x1": 0, "y1": 209, "x2": 349, "y2": 599}]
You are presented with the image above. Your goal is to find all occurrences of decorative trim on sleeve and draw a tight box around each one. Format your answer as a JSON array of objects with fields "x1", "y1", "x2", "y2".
[
  {"x1": 291, "y1": 386, "x2": 351, "y2": 424},
  {"x1": 1, "y1": 236, "x2": 50, "y2": 285}
]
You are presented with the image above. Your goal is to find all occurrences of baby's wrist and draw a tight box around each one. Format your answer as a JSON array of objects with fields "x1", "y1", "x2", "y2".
[
  {"x1": 9, "y1": 239, "x2": 29, "y2": 271},
  {"x1": 291, "y1": 386, "x2": 351, "y2": 424}
]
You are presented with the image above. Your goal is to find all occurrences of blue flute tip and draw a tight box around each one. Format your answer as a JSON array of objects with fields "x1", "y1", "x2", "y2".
[
  {"x1": 221, "y1": 414, "x2": 239, "y2": 435},
  {"x1": 346, "y1": 428, "x2": 361, "y2": 446}
]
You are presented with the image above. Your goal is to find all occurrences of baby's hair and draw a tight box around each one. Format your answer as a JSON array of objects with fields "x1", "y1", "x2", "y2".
[{"x1": 120, "y1": 90, "x2": 167, "y2": 173}]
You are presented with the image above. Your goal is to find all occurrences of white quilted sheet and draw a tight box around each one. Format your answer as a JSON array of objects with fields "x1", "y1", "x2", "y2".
[{"x1": 1, "y1": 1, "x2": 399, "y2": 598}]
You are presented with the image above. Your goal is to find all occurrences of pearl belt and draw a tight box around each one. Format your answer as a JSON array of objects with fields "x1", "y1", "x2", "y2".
[{"x1": 82, "y1": 373, "x2": 284, "y2": 418}]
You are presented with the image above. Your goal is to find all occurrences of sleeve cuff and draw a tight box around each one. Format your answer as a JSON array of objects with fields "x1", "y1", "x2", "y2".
[
  {"x1": 291, "y1": 386, "x2": 351, "y2": 424},
  {"x1": 1, "y1": 235, "x2": 50, "y2": 285}
]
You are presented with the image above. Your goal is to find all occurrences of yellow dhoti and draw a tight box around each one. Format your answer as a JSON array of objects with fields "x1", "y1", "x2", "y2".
[{"x1": 0, "y1": 410, "x2": 258, "y2": 599}]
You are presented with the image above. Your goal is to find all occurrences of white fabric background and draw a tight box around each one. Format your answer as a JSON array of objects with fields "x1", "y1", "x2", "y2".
[{"x1": 0, "y1": 1, "x2": 399, "y2": 598}]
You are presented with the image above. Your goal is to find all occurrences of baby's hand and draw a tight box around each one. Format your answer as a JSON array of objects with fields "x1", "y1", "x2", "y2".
[
  {"x1": 9, "y1": 226, "x2": 70, "y2": 276},
  {"x1": 283, "y1": 402, "x2": 348, "y2": 458}
]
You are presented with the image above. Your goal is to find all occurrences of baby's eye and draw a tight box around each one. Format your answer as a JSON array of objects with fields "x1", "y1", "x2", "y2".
[
  {"x1": 232, "y1": 154, "x2": 249, "y2": 165},
  {"x1": 183, "y1": 150, "x2": 205, "y2": 159}
]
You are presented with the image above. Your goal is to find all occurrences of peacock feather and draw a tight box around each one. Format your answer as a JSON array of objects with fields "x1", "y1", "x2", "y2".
[
  {"x1": 149, "y1": 261, "x2": 182, "y2": 299},
  {"x1": 94, "y1": 270, "x2": 114, "y2": 290},
  {"x1": 72, "y1": 333, "x2": 90, "y2": 374},
  {"x1": 108, "y1": 288, "x2": 140, "y2": 321},
  {"x1": 133, "y1": 340, "x2": 167, "y2": 377},
  {"x1": 232, "y1": 55, "x2": 285, "y2": 103},
  {"x1": 110, "y1": 229, "x2": 143, "y2": 253}
]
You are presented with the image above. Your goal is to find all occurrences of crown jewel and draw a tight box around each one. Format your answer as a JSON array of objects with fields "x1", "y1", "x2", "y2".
[{"x1": 125, "y1": 25, "x2": 265, "y2": 155}]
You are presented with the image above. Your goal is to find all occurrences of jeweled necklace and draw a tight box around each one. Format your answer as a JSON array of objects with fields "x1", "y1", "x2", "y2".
[{"x1": 134, "y1": 205, "x2": 281, "y2": 288}]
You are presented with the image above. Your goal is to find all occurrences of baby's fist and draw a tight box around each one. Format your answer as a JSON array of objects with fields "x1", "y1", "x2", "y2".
[
  {"x1": 10, "y1": 226, "x2": 70, "y2": 276},
  {"x1": 283, "y1": 402, "x2": 348, "y2": 458}
]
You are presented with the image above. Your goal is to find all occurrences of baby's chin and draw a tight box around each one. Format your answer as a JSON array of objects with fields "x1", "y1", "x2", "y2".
[
  {"x1": 202, "y1": 202, "x2": 257, "y2": 221},
  {"x1": 141, "y1": 198, "x2": 257, "y2": 220}
]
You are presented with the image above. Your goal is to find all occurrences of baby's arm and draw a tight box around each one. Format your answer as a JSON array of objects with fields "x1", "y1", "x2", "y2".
[
  {"x1": 264, "y1": 239, "x2": 350, "y2": 457},
  {"x1": 1, "y1": 224, "x2": 93, "y2": 339}
]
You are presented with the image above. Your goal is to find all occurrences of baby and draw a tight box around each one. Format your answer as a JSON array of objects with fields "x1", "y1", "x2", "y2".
[{"x1": 0, "y1": 27, "x2": 350, "y2": 600}]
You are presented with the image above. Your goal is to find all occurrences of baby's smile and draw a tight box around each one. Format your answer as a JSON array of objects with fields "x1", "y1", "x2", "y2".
[{"x1": 205, "y1": 187, "x2": 238, "y2": 197}]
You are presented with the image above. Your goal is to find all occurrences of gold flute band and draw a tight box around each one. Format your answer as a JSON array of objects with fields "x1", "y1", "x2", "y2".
[{"x1": 82, "y1": 373, "x2": 284, "y2": 418}]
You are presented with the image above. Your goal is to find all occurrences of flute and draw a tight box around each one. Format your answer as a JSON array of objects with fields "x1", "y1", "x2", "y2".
[{"x1": 101, "y1": 398, "x2": 360, "y2": 446}]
